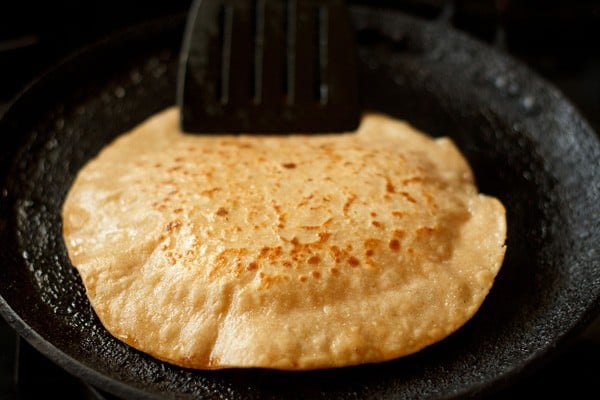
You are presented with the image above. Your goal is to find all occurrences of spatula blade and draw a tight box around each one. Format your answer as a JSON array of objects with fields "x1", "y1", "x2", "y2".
[{"x1": 178, "y1": 0, "x2": 359, "y2": 134}]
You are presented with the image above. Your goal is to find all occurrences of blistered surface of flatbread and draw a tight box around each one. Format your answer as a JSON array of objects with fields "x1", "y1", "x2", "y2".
[{"x1": 62, "y1": 107, "x2": 506, "y2": 370}]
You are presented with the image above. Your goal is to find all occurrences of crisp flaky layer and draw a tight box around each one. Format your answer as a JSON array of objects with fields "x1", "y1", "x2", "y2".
[{"x1": 62, "y1": 107, "x2": 506, "y2": 370}]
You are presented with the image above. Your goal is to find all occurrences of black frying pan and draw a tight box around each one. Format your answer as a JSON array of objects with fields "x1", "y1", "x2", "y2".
[{"x1": 1, "y1": 7, "x2": 599, "y2": 400}]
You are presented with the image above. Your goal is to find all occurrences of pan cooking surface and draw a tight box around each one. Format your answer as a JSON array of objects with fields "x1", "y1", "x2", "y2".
[{"x1": 1, "y1": 8, "x2": 599, "y2": 400}]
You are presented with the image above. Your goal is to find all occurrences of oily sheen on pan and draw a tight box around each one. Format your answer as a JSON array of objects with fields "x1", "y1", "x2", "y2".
[{"x1": 61, "y1": 108, "x2": 506, "y2": 370}]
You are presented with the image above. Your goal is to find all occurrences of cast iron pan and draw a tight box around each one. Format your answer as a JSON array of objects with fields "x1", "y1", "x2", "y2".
[{"x1": 1, "y1": 6, "x2": 599, "y2": 400}]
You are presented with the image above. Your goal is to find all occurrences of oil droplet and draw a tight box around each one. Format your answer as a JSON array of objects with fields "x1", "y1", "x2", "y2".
[
  {"x1": 521, "y1": 95, "x2": 534, "y2": 109},
  {"x1": 507, "y1": 82, "x2": 520, "y2": 96},
  {"x1": 494, "y1": 76, "x2": 507, "y2": 89},
  {"x1": 114, "y1": 86, "x2": 126, "y2": 98},
  {"x1": 130, "y1": 69, "x2": 142, "y2": 84},
  {"x1": 520, "y1": 95, "x2": 540, "y2": 116}
]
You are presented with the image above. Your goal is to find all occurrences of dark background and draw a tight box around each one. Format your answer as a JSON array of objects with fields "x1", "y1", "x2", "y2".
[{"x1": 1, "y1": 0, "x2": 599, "y2": 398}]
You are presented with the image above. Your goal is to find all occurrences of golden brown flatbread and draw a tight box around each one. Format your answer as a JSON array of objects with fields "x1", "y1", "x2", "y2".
[{"x1": 62, "y1": 107, "x2": 506, "y2": 370}]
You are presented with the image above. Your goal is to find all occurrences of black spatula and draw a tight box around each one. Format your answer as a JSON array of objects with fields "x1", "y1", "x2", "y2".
[{"x1": 177, "y1": 0, "x2": 359, "y2": 133}]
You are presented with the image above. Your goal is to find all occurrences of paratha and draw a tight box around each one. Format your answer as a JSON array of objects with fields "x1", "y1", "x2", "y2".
[{"x1": 62, "y1": 107, "x2": 506, "y2": 370}]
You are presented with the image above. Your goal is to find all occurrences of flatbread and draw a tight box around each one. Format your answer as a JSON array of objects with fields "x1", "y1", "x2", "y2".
[{"x1": 62, "y1": 107, "x2": 506, "y2": 370}]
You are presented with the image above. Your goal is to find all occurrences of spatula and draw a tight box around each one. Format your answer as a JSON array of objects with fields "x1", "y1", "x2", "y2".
[{"x1": 177, "y1": 0, "x2": 359, "y2": 133}]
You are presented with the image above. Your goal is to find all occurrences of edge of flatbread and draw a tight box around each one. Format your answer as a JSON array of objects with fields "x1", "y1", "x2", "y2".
[{"x1": 62, "y1": 108, "x2": 506, "y2": 370}]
